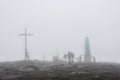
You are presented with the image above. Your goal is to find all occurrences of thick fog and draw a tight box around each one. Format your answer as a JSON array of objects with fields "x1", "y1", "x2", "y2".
[{"x1": 0, "y1": 0, "x2": 120, "y2": 62}]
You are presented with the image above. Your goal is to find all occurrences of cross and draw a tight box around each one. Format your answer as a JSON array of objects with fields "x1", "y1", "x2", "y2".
[{"x1": 19, "y1": 28, "x2": 33, "y2": 61}]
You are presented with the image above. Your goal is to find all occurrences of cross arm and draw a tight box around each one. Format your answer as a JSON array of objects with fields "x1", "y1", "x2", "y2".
[{"x1": 19, "y1": 34, "x2": 33, "y2": 36}]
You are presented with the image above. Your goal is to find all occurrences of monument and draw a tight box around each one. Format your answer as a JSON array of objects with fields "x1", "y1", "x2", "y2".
[
  {"x1": 19, "y1": 28, "x2": 33, "y2": 61},
  {"x1": 84, "y1": 37, "x2": 92, "y2": 62}
]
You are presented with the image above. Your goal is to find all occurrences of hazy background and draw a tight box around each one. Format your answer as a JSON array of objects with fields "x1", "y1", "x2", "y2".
[{"x1": 0, "y1": 0, "x2": 120, "y2": 62}]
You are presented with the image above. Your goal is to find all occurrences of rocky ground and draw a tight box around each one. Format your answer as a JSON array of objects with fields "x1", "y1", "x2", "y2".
[{"x1": 0, "y1": 61, "x2": 120, "y2": 80}]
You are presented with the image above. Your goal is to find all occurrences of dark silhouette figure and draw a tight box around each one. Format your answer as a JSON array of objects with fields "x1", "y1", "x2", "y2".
[
  {"x1": 67, "y1": 51, "x2": 74, "y2": 63},
  {"x1": 63, "y1": 54, "x2": 67, "y2": 62}
]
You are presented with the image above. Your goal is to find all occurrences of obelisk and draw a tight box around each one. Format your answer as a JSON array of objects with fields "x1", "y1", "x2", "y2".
[{"x1": 84, "y1": 37, "x2": 92, "y2": 62}]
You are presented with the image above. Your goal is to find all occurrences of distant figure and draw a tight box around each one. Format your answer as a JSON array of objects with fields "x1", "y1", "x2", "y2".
[
  {"x1": 67, "y1": 51, "x2": 74, "y2": 63},
  {"x1": 63, "y1": 54, "x2": 67, "y2": 62}
]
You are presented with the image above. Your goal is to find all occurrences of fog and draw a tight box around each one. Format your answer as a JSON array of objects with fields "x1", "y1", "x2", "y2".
[{"x1": 0, "y1": 0, "x2": 120, "y2": 62}]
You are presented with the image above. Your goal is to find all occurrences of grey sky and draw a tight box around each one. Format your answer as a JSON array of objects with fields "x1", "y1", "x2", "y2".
[{"x1": 0, "y1": 0, "x2": 120, "y2": 62}]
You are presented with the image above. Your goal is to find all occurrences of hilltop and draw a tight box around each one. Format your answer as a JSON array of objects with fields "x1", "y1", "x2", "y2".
[{"x1": 0, "y1": 60, "x2": 120, "y2": 80}]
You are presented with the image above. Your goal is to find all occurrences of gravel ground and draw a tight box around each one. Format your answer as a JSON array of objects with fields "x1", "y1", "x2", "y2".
[{"x1": 0, "y1": 61, "x2": 120, "y2": 80}]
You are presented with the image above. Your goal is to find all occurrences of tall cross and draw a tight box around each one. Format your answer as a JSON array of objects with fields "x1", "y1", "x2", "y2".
[{"x1": 19, "y1": 28, "x2": 33, "y2": 60}]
